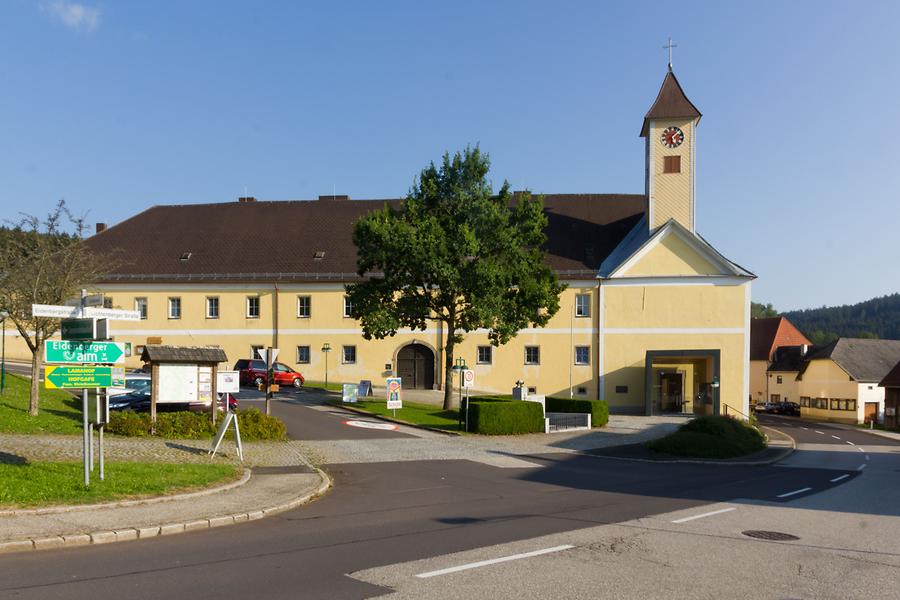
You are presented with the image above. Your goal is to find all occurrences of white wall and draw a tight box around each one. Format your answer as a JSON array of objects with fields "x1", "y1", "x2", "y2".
[{"x1": 857, "y1": 382, "x2": 886, "y2": 423}]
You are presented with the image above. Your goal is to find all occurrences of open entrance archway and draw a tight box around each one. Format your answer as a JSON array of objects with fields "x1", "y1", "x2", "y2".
[{"x1": 397, "y1": 343, "x2": 436, "y2": 390}]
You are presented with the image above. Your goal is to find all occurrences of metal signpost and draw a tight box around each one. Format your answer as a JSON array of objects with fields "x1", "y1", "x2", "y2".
[
  {"x1": 462, "y1": 369, "x2": 474, "y2": 432},
  {"x1": 33, "y1": 291, "x2": 138, "y2": 486},
  {"x1": 257, "y1": 347, "x2": 280, "y2": 416}
]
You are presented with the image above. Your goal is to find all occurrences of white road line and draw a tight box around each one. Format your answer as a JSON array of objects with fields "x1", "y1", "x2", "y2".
[
  {"x1": 777, "y1": 487, "x2": 812, "y2": 498},
  {"x1": 858, "y1": 464, "x2": 867, "y2": 471},
  {"x1": 671, "y1": 507, "x2": 736, "y2": 524},
  {"x1": 815, "y1": 431, "x2": 824, "y2": 435},
  {"x1": 846, "y1": 441, "x2": 855, "y2": 446},
  {"x1": 801, "y1": 427, "x2": 809, "y2": 430},
  {"x1": 415, "y1": 545, "x2": 575, "y2": 578},
  {"x1": 831, "y1": 435, "x2": 841, "y2": 440},
  {"x1": 829, "y1": 474, "x2": 850, "y2": 483},
  {"x1": 858, "y1": 447, "x2": 865, "y2": 453}
]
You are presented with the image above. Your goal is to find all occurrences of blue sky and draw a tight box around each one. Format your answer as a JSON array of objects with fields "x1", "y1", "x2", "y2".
[{"x1": 2, "y1": 1, "x2": 898, "y2": 311}]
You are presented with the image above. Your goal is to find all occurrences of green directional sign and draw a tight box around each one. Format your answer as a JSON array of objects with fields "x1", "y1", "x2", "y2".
[
  {"x1": 44, "y1": 365, "x2": 125, "y2": 389},
  {"x1": 44, "y1": 340, "x2": 126, "y2": 364}
]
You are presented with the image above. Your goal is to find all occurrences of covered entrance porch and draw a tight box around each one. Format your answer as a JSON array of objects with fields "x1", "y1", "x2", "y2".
[{"x1": 644, "y1": 350, "x2": 720, "y2": 417}]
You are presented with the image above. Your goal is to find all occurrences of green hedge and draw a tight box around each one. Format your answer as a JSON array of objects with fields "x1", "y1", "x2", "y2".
[
  {"x1": 107, "y1": 408, "x2": 286, "y2": 441},
  {"x1": 646, "y1": 415, "x2": 766, "y2": 458},
  {"x1": 546, "y1": 397, "x2": 609, "y2": 428},
  {"x1": 465, "y1": 398, "x2": 544, "y2": 435}
]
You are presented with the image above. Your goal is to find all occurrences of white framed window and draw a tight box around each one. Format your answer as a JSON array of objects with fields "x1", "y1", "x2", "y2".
[
  {"x1": 477, "y1": 346, "x2": 492, "y2": 365},
  {"x1": 168, "y1": 297, "x2": 181, "y2": 319},
  {"x1": 525, "y1": 346, "x2": 540, "y2": 365},
  {"x1": 342, "y1": 345, "x2": 356, "y2": 364},
  {"x1": 575, "y1": 294, "x2": 591, "y2": 317},
  {"x1": 103, "y1": 297, "x2": 114, "y2": 309},
  {"x1": 343, "y1": 296, "x2": 354, "y2": 318},
  {"x1": 250, "y1": 345, "x2": 264, "y2": 360},
  {"x1": 246, "y1": 296, "x2": 260, "y2": 319},
  {"x1": 297, "y1": 295, "x2": 311, "y2": 318},
  {"x1": 296, "y1": 346, "x2": 310, "y2": 364},
  {"x1": 134, "y1": 297, "x2": 148, "y2": 320},
  {"x1": 575, "y1": 346, "x2": 590, "y2": 365},
  {"x1": 206, "y1": 296, "x2": 219, "y2": 319}
]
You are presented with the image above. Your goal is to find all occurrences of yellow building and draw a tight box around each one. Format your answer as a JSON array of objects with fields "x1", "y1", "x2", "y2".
[{"x1": 6, "y1": 67, "x2": 754, "y2": 417}]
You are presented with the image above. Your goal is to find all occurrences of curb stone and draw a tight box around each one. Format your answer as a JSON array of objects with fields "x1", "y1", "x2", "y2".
[{"x1": 1, "y1": 467, "x2": 331, "y2": 554}]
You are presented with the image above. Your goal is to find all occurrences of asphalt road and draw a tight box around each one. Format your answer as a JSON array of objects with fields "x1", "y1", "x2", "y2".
[{"x1": 0, "y1": 405, "x2": 873, "y2": 600}]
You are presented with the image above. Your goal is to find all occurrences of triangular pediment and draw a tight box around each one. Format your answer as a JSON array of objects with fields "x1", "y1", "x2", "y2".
[{"x1": 605, "y1": 219, "x2": 754, "y2": 279}]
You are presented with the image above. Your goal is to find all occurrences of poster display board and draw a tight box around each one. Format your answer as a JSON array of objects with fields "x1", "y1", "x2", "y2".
[
  {"x1": 342, "y1": 383, "x2": 359, "y2": 403},
  {"x1": 358, "y1": 380, "x2": 373, "y2": 397},
  {"x1": 217, "y1": 371, "x2": 240, "y2": 394},
  {"x1": 157, "y1": 363, "x2": 198, "y2": 404},
  {"x1": 386, "y1": 377, "x2": 402, "y2": 410}
]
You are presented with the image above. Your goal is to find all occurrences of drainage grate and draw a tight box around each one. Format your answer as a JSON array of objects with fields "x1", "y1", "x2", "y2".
[{"x1": 741, "y1": 530, "x2": 800, "y2": 541}]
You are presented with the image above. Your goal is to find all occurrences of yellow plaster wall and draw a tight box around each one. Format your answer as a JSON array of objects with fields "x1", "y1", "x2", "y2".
[
  {"x1": 749, "y1": 360, "x2": 768, "y2": 403},
  {"x1": 624, "y1": 232, "x2": 721, "y2": 277},
  {"x1": 765, "y1": 370, "x2": 801, "y2": 403},
  {"x1": 604, "y1": 283, "x2": 746, "y2": 329},
  {"x1": 649, "y1": 117, "x2": 695, "y2": 231},
  {"x1": 798, "y1": 359, "x2": 859, "y2": 423}
]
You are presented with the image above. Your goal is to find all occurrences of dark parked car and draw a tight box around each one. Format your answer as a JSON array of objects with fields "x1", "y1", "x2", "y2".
[
  {"x1": 234, "y1": 359, "x2": 305, "y2": 388},
  {"x1": 109, "y1": 391, "x2": 237, "y2": 413},
  {"x1": 775, "y1": 401, "x2": 800, "y2": 416}
]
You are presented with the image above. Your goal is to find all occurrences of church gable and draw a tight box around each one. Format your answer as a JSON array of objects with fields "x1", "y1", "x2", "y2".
[{"x1": 606, "y1": 219, "x2": 753, "y2": 279}]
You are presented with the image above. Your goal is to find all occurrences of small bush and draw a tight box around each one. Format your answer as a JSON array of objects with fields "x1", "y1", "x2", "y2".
[
  {"x1": 546, "y1": 398, "x2": 609, "y2": 427},
  {"x1": 468, "y1": 400, "x2": 544, "y2": 435},
  {"x1": 107, "y1": 409, "x2": 286, "y2": 441},
  {"x1": 647, "y1": 415, "x2": 766, "y2": 458}
]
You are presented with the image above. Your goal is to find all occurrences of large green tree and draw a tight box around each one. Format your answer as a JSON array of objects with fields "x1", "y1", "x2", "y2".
[{"x1": 347, "y1": 147, "x2": 565, "y2": 409}]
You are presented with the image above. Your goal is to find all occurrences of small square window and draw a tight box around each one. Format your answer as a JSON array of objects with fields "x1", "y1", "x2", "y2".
[
  {"x1": 576, "y1": 387, "x2": 587, "y2": 395},
  {"x1": 527, "y1": 386, "x2": 537, "y2": 395},
  {"x1": 134, "y1": 297, "x2": 148, "y2": 320},
  {"x1": 663, "y1": 155, "x2": 681, "y2": 173},
  {"x1": 296, "y1": 346, "x2": 310, "y2": 364},
  {"x1": 103, "y1": 297, "x2": 113, "y2": 309},
  {"x1": 206, "y1": 296, "x2": 219, "y2": 319},
  {"x1": 297, "y1": 296, "x2": 311, "y2": 318},
  {"x1": 616, "y1": 385, "x2": 628, "y2": 394},
  {"x1": 168, "y1": 297, "x2": 181, "y2": 319},
  {"x1": 525, "y1": 346, "x2": 540, "y2": 365},
  {"x1": 251, "y1": 345, "x2": 264, "y2": 360},
  {"x1": 246, "y1": 296, "x2": 260, "y2": 319},
  {"x1": 343, "y1": 296, "x2": 354, "y2": 318},
  {"x1": 575, "y1": 294, "x2": 590, "y2": 317},
  {"x1": 342, "y1": 345, "x2": 356, "y2": 364},
  {"x1": 575, "y1": 346, "x2": 590, "y2": 365},
  {"x1": 776, "y1": 375, "x2": 783, "y2": 384},
  {"x1": 477, "y1": 346, "x2": 492, "y2": 365}
]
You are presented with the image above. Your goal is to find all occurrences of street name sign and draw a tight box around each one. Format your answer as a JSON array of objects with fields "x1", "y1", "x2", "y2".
[
  {"x1": 32, "y1": 304, "x2": 81, "y2": 319},
  {"x1": 60, "y1": 318, "x2": 108, "y2": 341},
  {"x1": 45, "y1": 340, "x2": 126, "y2": 364},
  {"x1": 65, "y1": 294, "x2": 104, "y2": 308},
  {"x1": 45, "y1": 365, "x2": 125, "y2": 389},
  {"x1": 83, "y1": 307, "x2": 141, "y2": 321}
]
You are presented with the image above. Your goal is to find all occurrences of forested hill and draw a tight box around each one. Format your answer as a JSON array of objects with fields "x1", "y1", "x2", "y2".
[{"x1": 781, "y1": 293, "x2": 900, "y2": 345}]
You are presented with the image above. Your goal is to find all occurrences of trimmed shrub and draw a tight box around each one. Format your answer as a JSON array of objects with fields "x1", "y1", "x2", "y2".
[
  {"x1": 647, "y1": 415, "x2": 766, "y2": 458},
  {"x1": 546, "y1": 398, "x2": 609, "y2": 428},
  {"x1": 107, "y1": 409, "x2": 286, "y2": 441},
  {"x1": 468, "y1": 400, "x2": 544, "y2": 435}
]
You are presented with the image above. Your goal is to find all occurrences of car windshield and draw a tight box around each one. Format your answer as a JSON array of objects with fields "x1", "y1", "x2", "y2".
[{"x1": 127, "y1": 378, "x2": 151, "y2": 393}]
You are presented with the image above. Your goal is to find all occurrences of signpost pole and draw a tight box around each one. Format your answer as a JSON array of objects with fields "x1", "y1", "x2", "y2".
[
  {"x1": 265, "y1": 347, "x2": 273, "y2": 417},
  {"x1": 97, "y1": 388, "x2": 104, "y2": 481},
  {"x1": 82, "y1": 388, "x2": 90, "y2": 486}
]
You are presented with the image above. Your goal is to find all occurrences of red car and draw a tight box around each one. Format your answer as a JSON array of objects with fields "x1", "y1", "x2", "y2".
[{"x1": 234, "y1": 359, "x2": 305, "y2": 388}]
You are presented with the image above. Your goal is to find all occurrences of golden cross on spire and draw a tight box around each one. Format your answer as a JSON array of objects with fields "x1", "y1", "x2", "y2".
[{"x1": 663, "y1": 37, "x2": 677, "y2": 71}]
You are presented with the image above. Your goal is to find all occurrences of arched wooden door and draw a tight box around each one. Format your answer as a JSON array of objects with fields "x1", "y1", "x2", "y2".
[{"x1": 397, "y1": 344, "x2": 435, "y2": 389}]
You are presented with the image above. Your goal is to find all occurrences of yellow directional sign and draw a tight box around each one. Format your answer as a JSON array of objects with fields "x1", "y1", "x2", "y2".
[{"x1": 44, "y1": 365, "x2": 125, "y2": 389}]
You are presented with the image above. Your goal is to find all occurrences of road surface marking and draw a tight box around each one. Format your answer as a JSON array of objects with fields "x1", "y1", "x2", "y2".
[
  {"x1": 801, "y1": 427, "x2": 809, "y2": 430},
  {"x1": 858, "y1": 464, "x2": 867, "y2": 471},
  {"x1": 415, "y1": 545, "x2": 575, "y2": 578},
  {"x1": 829, "y1": 474, "x2": 850, "y2": 483},
  {"x1": 815, "y1": 431, "x2": 824, "y2": 435},
  {"x1": 671, "y1": 507, "x2": 736, "y2": 524},
  {"x1": 777, "y1": 487, "x2": 812, "y2": 498},
  {"x1": 858, "y1": 447, "x2": 865, "y2": 453},
  {"x1": 344, "y1": 420, "x2": 399, "y2": 431},
  {"x1": 846, "y1": 441, "x2": 855, "y2": 446},
  {"x1": 831, "y1": 435, "x2": 841, "y2": 440}
]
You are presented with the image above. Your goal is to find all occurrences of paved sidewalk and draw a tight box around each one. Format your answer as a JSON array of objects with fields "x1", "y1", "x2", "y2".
[{"x1": 0, "y1": 435, "x2": 330, "y2": 554}]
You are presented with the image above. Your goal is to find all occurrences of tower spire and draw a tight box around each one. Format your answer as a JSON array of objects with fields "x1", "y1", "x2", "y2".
[{"x1": 663, "y1": 37, "x2": 677, "y2": 71}]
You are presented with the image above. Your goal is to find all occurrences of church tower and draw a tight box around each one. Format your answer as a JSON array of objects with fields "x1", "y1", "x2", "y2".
[{"x1": 641, "y1": 66, "x2": 702, "y2": 233}]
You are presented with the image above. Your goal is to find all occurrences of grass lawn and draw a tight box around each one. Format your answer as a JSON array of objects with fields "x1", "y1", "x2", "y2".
[
  {"x1": 0, "y1": 461, "x2": 239, "y2": 509},
  {"x1": 331, "y1": 399, "x2": 462, "y2": 432},
  {"x1": 0, "y1": 373, "x2": 82, "y2": 435},
  {"x1": 304, "y1": 381, "x2": 345, "y2": 392}
]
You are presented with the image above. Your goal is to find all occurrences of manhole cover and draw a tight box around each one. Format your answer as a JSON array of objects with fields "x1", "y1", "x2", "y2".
[{"x1": 741, "y1": 530, "x2": 800, "y2": 541}]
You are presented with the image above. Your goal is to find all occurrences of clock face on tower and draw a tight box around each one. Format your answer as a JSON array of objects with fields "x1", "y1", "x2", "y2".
[{"x1": 660, "y1": 126, "x2": 685, "y2": 149}]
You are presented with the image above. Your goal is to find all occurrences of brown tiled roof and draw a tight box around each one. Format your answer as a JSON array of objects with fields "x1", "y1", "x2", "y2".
[
  {"x1": 881, "y1": 360, "x2": 900, "y2": 387},
  {"x1": 750, "y1": 317, "x2": 812, "y2": 362},
  {"x1": 140, "y1": 345, "x2": 227, "y2": 363},
  {"x1": 640, "y1": 70, "x2": 702, "y2": 137},
  {"x1": 87, "y1": 194, "x2": 646, "y2": 283}
]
